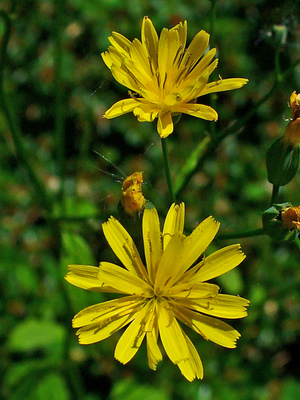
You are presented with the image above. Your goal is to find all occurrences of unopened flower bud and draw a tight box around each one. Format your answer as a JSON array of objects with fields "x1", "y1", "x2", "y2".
[{"x1": 262, "y1": 202, "x2": 300, "y2": 242}]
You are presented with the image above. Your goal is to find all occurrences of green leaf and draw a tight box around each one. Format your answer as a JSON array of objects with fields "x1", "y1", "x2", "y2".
[
  {"x1": 110, "y1": 378, "x2": 170, "y2": 400},
  {"x1": 61, "y1": 231, "x2": 105, "y2": 312},
  {"x1": 279, "y1": 378, "x2": 300, "y2": 400},
  {"x1": 217, "y1": 267, "x2": 244, "y2": 294},
  {"x1": 32, "y1": 373, "x2": 70, "y2": 400},
  {"x1": 7, "y1": 319, "x2": 66, "y2": 352},
  {"x1": 3, "y1": 359, "x2": 53, "y2": 388},
  {"x1": 61, "y1": 231, "x2": 96, "y2": 267},
  {"x1": 174, "y1": 136, "x2": 211, "y2": 195}
]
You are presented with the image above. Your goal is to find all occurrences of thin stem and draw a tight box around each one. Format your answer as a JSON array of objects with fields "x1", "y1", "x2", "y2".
[
  {"x1": 0, "y1": 10, "x2": 52, "y2": 212},
  {"x1": 208, "y1": 0, "x2": 218, "y2": 138},
  {"x1": 209, "y1": 0, "x2": 218, "y2": 48},
  {"x1": 271, "y1": 184, "x2": 280, "y2": 205},
  {"x1": 217, "y1": 227, "x2": 265, "y2": 240},
  {"x1": 175, "y1": 57, "x2": 300, "y2": 197},
  {"x1": 274, "y1": 50, "x2": 282, "y2": 82},
  {"x1": 54, "y1": 0, "x2": 66, "y2": 209},
  {"x1": 161, "y1": 138, "x2": 176, "y2": 203}
]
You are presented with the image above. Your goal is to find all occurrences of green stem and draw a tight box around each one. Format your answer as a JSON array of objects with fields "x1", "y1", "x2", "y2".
[
  {"x1": 217, "y1": 227, "x2": 265, "y2": 240},
  {"x1": 161, "y1": 138, "x2": 176, "y2": 203},
  {"x1": 295, "y1": 235, "x2": 300, "y2": 251},
  {"x1": 209, "y1": 0, "x2": 218, "y2": 48},
  {"x1": 274, "y1": 50, "x2": 282, "y2": 82},
  {"x1": 54, "y1": 0, "x2": 66, "y2": 209},
  {"x1": 271, "y1": 184, "x2": 280, "y2": 205},
  {"x1": 209, "y1": 0, "x2": 218, "y2": 138},
  {"x1": 0, "y1": 10, "x2": 52, "y2": 212},
  {"x1": 175, "y1": 58, "x2": 300, "y2": 197}
]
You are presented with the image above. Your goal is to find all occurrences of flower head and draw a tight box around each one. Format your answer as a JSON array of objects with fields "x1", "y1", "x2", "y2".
[
  {"x1": 283, "y1": 91, "x2": 300, "y2": 146},
  {"x1": 282, "y1": 205, "x2": 300, "y2": 230},
  {"x1": 65, "y1": 203, "x2": 249, "y2": 381},
  {"x1": 102, "y1": 17, "x2": 248, "y2": 138}
]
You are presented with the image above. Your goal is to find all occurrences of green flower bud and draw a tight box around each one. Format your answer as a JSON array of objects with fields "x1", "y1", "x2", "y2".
[{"x1": 266, "y1": 137, "x2": 300, "y2": 186}]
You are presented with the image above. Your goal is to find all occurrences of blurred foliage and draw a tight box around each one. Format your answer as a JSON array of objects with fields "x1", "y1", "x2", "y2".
[{"x1": 1, "y1": 0, "x2": 300, "y2": 399}]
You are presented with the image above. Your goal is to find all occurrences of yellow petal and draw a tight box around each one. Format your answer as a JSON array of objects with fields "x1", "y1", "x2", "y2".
[
  {"x1": 102, "y1": 216, "x2": 148, "y2": 280},
  {"x1": 141, "y1": 16, "x2": 158, "y2": 71},
  {"x1": 133, "y1": 104, "x2": 159, "y2": 122},
  {"x1": 158, "y1": 299, "x2": 191, "y2": 365},
  {"x1": 158, "y1": 28, "x2": 181, "y2": 92},
  {"x1": 143, "y1": 207, "x2": 163, "y2": 284},
  {"x1": 168, "y1": 282, "x2": 219, "y2": 298},
  {"x1": 130, "y1": 38, "x2": 154, "y2": 78},
  {"x1": 195, "y1": 244, "x2": 246, "y2": 282},
  {"x1": 177, "y1": 331, "x2": 203, "y2": 381},
  {"x1": 172, "y1": 216, "x2": 220, "y2": 282},
  {"x1": 101, "y1": 47, "x2": 123, "y2": 69},
  {"x1": 73, "y1": 295, "x2": 143, "y2": 328},
  {"x1": 201, "y1": 78, "x2": 249, "y2": 96},
  {"x1": 172, "y1": 103, "x2": 218, "y2": 121},
  {"x1": 108, "y1": 31, "x2": 132, "y2": 55},
  {"x1": 175, "y1": 305, "x2": 241, "y2": 348},
  {"x1": 65, "y1": 264, "x2": 113, "y2": 292},
  {"x1": 114, "y1": 300, "x2": 153, "y2": 364},
  {"x1": 154, "y1": 233, "x2": 185, "y2": 295},
  {"x1": 173, "y1": 21, "x2": 187, "y2": 56},
  {"x1": 162, "y1": 203, "x2": 185, "y2": 249},
  {"x1": 182, "y1": 48, "x2": 217, "y2": 83},
  {"x1": 179, "y1": 294, "x2": 250, "y2": 319},
  {"x1": 104, "y1": 98, "x2": 140, "y2": 119},
  {"x1": 146, "y1": 317, "x2": 162, "y2": 370},
  {"x1": 73, "y1": 296, "x2": 144, "y2": 344},
  {"x1": 99, "y1": 262, "x2": 152, "y2": 296},
  {"x1": 180, "y1": 30, "x2": 210, "y2": 75},
  {"x1": 157, "y1": 112, "x2": 174, "y2": 138},
  {"x1": 110, "y1": 65, "x2": 140, "y2": 92},
  {"x1": 76, "y1": 314, "x2": 135, "y2": 345}
]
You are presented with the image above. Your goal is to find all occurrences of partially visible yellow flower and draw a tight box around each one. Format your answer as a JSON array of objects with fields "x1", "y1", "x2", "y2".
[
  {"x1": 283, "y1": 91, "x2": 300, "y2": 146},
  {"x1": 65, "y1": 203, "x2": 249, "y2": 381},
  {"x1": 121, "y1": 172, "x2": 146, "y2": 215},
  {"x1": 102, "y1": 17, "x2": 248, "y2": 138},
  {"x1": 282, "y1": 205, "x2": 300, "y2": 230}
]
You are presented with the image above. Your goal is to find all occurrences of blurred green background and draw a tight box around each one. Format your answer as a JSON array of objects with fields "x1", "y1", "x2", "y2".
[{"x1": 1, "y1": 0, "x2": 300, "y2": 399}]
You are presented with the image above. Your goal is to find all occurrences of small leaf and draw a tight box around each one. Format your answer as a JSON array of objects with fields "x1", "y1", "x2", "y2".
[
  {"x1": 7, "y1": 319, "x2": 66, "y2": 352},
  {"x1": 33, "y1": 373, "x2": 70, "y2": 400},
  {"x1": 61, "y1": 231, "x2": 96, "y2": 267},
  {"x1": 111, "y1": 378, "x2": 169, "y2": 400}
]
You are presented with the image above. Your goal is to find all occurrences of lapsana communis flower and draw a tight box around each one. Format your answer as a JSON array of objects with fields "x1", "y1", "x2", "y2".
[
  {"x1": 65, "y1": 203, "x2": 249, "y2": 381},
  {"x1": 102, "y1": 17, "x2": 248, "y2": 138}
]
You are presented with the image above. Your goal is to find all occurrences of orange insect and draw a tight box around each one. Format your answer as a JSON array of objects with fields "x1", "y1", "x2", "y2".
[{"x1": 120, "y1": 172, "x2": 146, "y2": 216}]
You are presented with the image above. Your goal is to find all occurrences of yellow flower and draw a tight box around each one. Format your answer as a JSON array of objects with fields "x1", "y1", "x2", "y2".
[
  {"x1": 102, "y1": 17, "x2": 248, "y2": 138},
  {"x1": 65, "y1": 203, "x2": 249, "y2": 381}
]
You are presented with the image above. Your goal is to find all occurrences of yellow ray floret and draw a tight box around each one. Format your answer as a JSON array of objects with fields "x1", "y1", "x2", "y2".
[
  {"x1": 102, "y1": 16, "x2": 248, "y2": 138},
  {"x1": 65, "y1": 203, "x2": 250, "y2": 381}
]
